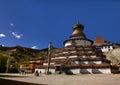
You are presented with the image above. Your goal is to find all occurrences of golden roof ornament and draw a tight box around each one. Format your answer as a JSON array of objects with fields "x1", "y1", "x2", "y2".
[{"x1": 72, "y1": 21, "x2": 84, "y2": 35}]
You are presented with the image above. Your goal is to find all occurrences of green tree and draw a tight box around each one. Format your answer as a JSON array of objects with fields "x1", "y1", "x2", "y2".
[{"x1": 0, "y1": 54, "x2": 8, "y2": 73}]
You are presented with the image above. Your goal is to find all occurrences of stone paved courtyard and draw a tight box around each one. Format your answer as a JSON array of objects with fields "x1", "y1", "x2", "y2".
[{"x1": 0, "y1": 73, "x2": 120, "y2": 85}]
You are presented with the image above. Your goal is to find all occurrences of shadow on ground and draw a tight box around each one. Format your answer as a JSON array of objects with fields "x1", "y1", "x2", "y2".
[
  {"x1": 0, "y1": 74, "x2": 27, "y2": 77},
  {"x1": 0, "y1": 78, "x2": 46, "y2": 85}
]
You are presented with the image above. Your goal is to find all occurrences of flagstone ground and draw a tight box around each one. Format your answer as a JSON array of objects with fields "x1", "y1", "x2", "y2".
[{"x1": 0, "y1": 73, "x2": 120, "y2": 85}]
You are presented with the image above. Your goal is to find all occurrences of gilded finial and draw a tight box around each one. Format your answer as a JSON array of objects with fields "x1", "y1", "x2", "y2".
[{"x1": 72, "y1": 21, "x2": 84, "y2": 35}]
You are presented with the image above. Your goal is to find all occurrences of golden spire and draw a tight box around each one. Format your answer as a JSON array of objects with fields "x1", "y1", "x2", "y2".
[
  {"x1": 72, "y1": 29, "x2": 81, "y2": 35},
  {"x1": 72, "y1": 21, "x2": 84, "y2": 35}
]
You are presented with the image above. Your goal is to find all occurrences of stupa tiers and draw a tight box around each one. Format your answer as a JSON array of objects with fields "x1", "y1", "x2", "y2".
[{"x1": 52, "y1": 22, "x2": 111, "y2": 74}]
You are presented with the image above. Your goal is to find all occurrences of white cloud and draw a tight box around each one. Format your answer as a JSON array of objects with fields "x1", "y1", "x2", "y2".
[
  {"x1": 0, "y1": 34, "x2": 6, "y2": 38},
  {"x1": 31, "y1": 46, "x2": 38, "y2": 49},
  {"x1": 10, "y1": 23, "x2": 14, "y2": 27},
  {"x1": 11, "y1": 32, "x2": 23, "y2": 39},
  {"x1": 2, "y1": 45, "x2": 5, "y2": 47}
]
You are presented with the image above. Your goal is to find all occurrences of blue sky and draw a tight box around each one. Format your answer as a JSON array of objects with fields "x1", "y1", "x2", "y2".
[{"x1": 0, "y1": 0, "x2": 120, "y2": 49}]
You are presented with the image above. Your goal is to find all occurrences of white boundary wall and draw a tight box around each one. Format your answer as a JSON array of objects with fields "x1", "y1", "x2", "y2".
[
  {"x1": 92, "y1": 68, "x2": 111, "y2": 74},
  {"x1": 35, "y1": 68, "x2": 45, "y2": 74},
  {"x1": 70, "y1": 69, "x2": 80, "y2": 74},
  {"x1": 35, "y1": 68, "x2": 55, "y2": 74},
  {"x1": 80, "y1": 69, "x2": 92, "y2": 74},
  {"x1": 69, "y1": 68, "x2": 111, "y2": 74}
]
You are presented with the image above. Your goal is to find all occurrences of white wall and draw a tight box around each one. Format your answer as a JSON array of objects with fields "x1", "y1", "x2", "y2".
[
  {"x1": 82, "y1": 55, "x2": 86, "y2": 58},
  {"x1": 53, "y1": 57, "x2": 66, "y2": 59},
  {"x1": 71, "y1": 61, "x2": 79, "y2": 64},
  {"x1": 92, "y1": 61, "x2": 102, "y2": 64},
  {"x1": 80, "y1": 69, "x2": 92, "y2": 74},
  {"x1": 69, "y1": 68, "x2": 111, "y2": 74},
  {"x1": 62, "y1": 52, "x2": 69, "y2": 54},
  {"x1": 92, "y1": 68, "x2": 111, "y2": 74},
  {"x1": 49, "y1": 69, "x2": 55, "y2": 73},
  {"x1": 64, "y1": 41, "x2": 72, "y2": 47},
  {"x1": 80, "y1": 61, "x2": 102, "y2": 64},
  {"x1": 70, "y1": 68, "x2": 93, "y2": 74},
  {"x1": 35, "y1": 68, "x2": 55, "y2": 74},
  {"x1": 70, "y1": 69, "x2": 80, "y2": 74},
  {"x1": 101, "y1": 46, "x2": 113, "y2": 52},
  {"x1": 90, "y1": 55, "x2": 96, "y2": 58},
  {"x1": 70, "y1": 51, "x2": 76, "y2": 53},
  {"x1": 69, "y1": 55, "x2": 77, "y2": 58},
  {"x1": 80, "y1": 61, "x2": 88, "y2": 64},
  {"x1": 43, "y1": 62, "x2": 55, "y2": 66},
  {"x1": 35, "y1": 68, "x2": 111, "y2": 74},
  {"x1": 35, "y1": 68, "x2": 45, "y2": 74}
]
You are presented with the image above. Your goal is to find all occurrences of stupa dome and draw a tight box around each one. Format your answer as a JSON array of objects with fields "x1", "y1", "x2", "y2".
[{"x1": 64, "y1": 22, "x2": 93, "y2": 47}]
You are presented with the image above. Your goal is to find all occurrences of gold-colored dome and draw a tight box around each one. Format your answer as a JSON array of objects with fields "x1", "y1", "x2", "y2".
[
  {"x1": 72, "y1": 22, "x2": 84, "y2": 35},
  {"x1": 73, "y1": 22, "x2": 84, "y2": 31},
  {"x1": 72, "y1": 29, "x2": 81, "y2": 35}
]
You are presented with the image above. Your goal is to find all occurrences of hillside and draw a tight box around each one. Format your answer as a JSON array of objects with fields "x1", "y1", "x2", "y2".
[
  {"x1": 105, "y1": 48, "x2": 120, "y2": 66},
  {"x1": 0, "y1": 45, "x2": 51, "y2": 73}
]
